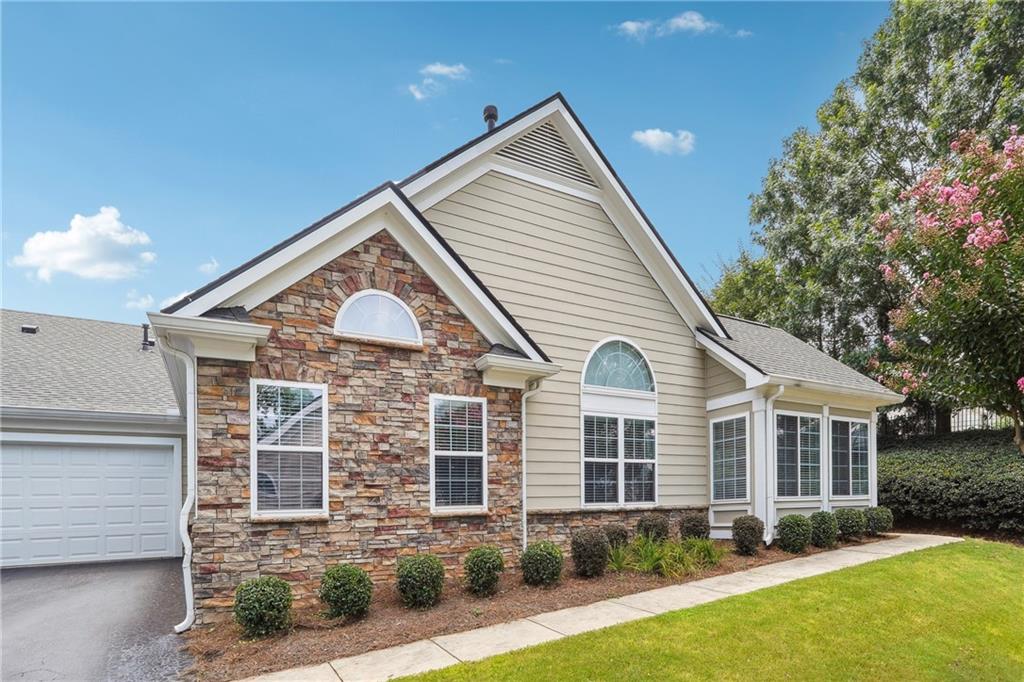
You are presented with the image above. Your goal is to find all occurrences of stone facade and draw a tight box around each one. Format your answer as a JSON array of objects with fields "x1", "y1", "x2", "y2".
[
  {"x1": 191, "y1": 231, "x2": 523, "y2": 624},
  {"x1": 527, "y1": 507, "x2": 706, "y2": 547}
]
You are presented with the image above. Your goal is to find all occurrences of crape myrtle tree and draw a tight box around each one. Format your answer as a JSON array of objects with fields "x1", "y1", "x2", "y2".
[{"x1": 871, "y1": 129, "x2": 1024, "y2": 453}]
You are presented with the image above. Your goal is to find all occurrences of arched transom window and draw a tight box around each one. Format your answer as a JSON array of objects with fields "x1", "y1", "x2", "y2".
[
  {"x1": 583, "y1": 339, "x2": 655, "y2": 392},
  {"x1": 335, "y1": 290, "x2": 422, "y2": 345}
]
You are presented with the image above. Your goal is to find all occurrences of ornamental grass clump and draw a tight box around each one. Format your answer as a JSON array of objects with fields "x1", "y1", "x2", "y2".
[
  {"x1": 835, "y1": 508, "x2": 868, "y2": 540},
  {"x1": 521, "y1": 541, "x2": 563, "y2": 586},
  {"x1": 810, "y1": 511, "x2": 839, "y2": 548},
  {"x1": 776, "y1": 514, "x2": 813, "y2": 553},
  {"x1": 732, "y1": 515, "x2": 764, "y2": 556},
  {"x1": 679, "y1": 510, "x2": 710, "y2": 540},
  {"x1": 680, "y1": 538, "x2": 725, "y2": 570},
  {"x1": 865, "y1": 506, "x2": 895, "y2": 536},
  {"x1": 571, "y1": 527, "x2": 611, "y2": 578},
  {"x1": 463, "y1": 546, "x2": 505, "y2": 596},
  {"x1": 603, "y1": 523, "x2": 629, "y2": 549},
  {"x1": 319, "y1": 564, "x2": 373, "y2": 619},
  {"x1": 234, "y1": 576, "x2": 293, "y2": 638},
  {"x1": 396, "y1": 554, "x2": 445, "y2": 608},
  {"x1": 636, "y1": 513, "x2": 670, "y2": 542}
]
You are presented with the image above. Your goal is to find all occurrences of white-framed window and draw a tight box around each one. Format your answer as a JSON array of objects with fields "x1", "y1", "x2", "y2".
[
  {"x1": 429, "y1": 395, "x2": 487, "y2": 512},
  {"x1": 583, "y1": 339, "x2": 656, "y2": 393},
  {"x1": 710, "y1": 413, "x2": 748, "y2": 502},
  {"x1": 831, "y1": 418, "x2": 869, "y2": 497},
  {"x1": 582, "y1": 414, "x2": 657, "y2": 505},
  {"x1": 250, "y1": 379, "x2": 329, "y2": 517},
  {"x1": 335, "y1": 289, "x2": 422, "y2": 346},
  {"x1": 776, "y1": 412, "x2": 821, "y2": 498}
]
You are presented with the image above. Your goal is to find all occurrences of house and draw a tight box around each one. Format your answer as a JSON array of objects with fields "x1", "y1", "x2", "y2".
[{"x1": 2, "y1": 94, "x2": 902, "y2": 630}]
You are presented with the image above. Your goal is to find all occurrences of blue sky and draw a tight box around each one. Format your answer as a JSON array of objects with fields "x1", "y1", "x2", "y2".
[{"x1": 2, "y1": 2, "x2": 890, "y2": 324}]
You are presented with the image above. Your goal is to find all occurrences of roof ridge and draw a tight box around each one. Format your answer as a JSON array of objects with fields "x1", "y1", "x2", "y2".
[{"x1": 718, "y1": 314, "x2": 772, "y2": 328}]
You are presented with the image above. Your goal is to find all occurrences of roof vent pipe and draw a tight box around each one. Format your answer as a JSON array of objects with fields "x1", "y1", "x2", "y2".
[
  {"x1": 141, "y1": 323, "x2": 156, "y2": 350},
  {"x1": 483, "y1": 105, "x2": 498, "y2": 131}
]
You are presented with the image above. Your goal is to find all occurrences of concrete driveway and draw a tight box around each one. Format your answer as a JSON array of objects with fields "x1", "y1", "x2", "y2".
[{"x1": 1, "y1": 559, "x2": 192, "y2": 681}]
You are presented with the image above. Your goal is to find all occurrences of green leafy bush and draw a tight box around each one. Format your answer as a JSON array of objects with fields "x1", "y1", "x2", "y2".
[
  {"x1": 879, "y1": 430, "x2": 1024, "y2": 532},
  {"x1": 396, "y1": 554, "x2": 445, "y2": 608},
  {"x1": 319, "y1": 564, "x2": 373, "y2": 619},
  {"x1": 834, "y1": 508, "x2": 867, "y2": 540},
  {"x1": 521, "y1": 541, "x2": 563, "y2": 586},
  {"x1": 865, "y1": 506, "x2": 895, "y2": 536},
  {"x1": 681, "y1": 538, "x2": 725, "y2": 570},
  {"x1": 234, "y1": 576, "x2": 293, "y2": 638},
  {"x1": 636, "y1": 513, "x2": 670, "y2": 542},
  {"x1": 678, "y1": 510, "x2": 711, "y2": 540},
  {"x1": 571, "y1": 527, "x2": 610, "y2": 578},
  {"x1": 603, "y1": 523, "x2": 629, "y2": 548},
  {"x1": 732, "y1": 515, "x2": 764, "y2": 556},
  {"x1": 809, "y1": 511, "x2": 838, "y2": 548},
  {"x1": 776, "y1": 514, "x2": 813, "y2": 553},
  {"x1": 463, "y1": 546, "x2": 505, "y2": 596}
]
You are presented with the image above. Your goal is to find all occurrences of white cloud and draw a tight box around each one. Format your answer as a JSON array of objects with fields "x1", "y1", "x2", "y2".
[
  {"x1": 734, "y1": 29, "x2": 754, "y2": 38},
  {"x1": 631, "y1": 129, "x2": 697, "y2": 156},
  {"x1": 659, "y1": 11, "x2": 720, "y2": 36},
  {"x1": 125, "y1": 290, "x2": 154, "y2": 310},
  {"x1": 617, "y1": 20, "x2": 655, "y2": 42},
  {"x1": 407, "y1": 63, "x2": 470, "y2": 101},
  {"x1": 160, "y1": 291, "x2": 190, "y2": 309},
  {"x1": 198, "y1": 256, "x2": 219, "y2": 274},
  {"x1": 420, "y1": 62, "x2": 469, "y2": 80},
  {"x1": 12, "y1": 206, "x2": 155, "y2": 282}
]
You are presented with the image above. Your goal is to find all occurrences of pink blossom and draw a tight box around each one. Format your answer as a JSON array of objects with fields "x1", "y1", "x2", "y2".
[
  {"x1": 901, "y1": 369, "x2": 913, "y2": 381},
  {"x1": 874, "y1": 212, "x2": 892, "y2": 232},
  {"x1": 971, "y1": 211, "x2": 984, "y2": 224},
  {"x1": 901, "y1": 386, "x2": 910, "y2": 395},
  {"x1": 1017, "y1": 377, "x2": 1024, "y2": 393},
  {"x1": 884, "y1": 229, "x2": 901, "y2": 247}
]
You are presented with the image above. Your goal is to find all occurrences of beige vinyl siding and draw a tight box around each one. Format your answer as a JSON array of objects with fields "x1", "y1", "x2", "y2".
[
  {"x1": 425, "y1": 170, "x2": 707, "y2": 510},
  {"x1": 706, "y1": 357, "x2": 745, "y2": 399}
]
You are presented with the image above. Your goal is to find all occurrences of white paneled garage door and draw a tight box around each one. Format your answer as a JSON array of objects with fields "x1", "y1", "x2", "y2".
[{"x1": 0, "y1": 435, "x2": 181, "y2": 567}]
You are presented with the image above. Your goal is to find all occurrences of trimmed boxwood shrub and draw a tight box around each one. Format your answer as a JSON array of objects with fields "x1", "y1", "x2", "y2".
[
  {"x1": 732, "y1": 515, "x2": 764, "y2": 556},
  {"x1": 603, "y1": 523, "x2": 629, "y2": 549},
  {"x1": 521, "y1": 541, "x2": 563, "y2": 586},
  {"x1": 319, "y1": 564, "x2": 373, "y2": 619},
  {"x1": 636, "y1": 513, "x2": 670, "y2": 542},
  {"x1": 878, "y1": 430, "x2": 1024, "y2": 532},
  {"x1": 571, "y1": 527, "x2": 610, "y2": 578},
  {"x1": 776, "y1": 514, "x2": 813, "y2": 553},
  {"x1": 835, "y1": 508, "x2": 867, "y2": 540},
  {"x1": 865, "y1": 506, "x2": 895, "y2": 536},
  {"x1": 463, "y1": 546, "x2": 505, "y2": 596},
  {"x1": 679, "y1": 510, "x2": 711, "y2": 540},
  {"x1": 810, "y1": 511, "x2": 838, "y2": 548},
  {"x1": 396, "y1": 554, "x2": 445, "y2": 608},
  {"x1": 234, "y1": 576, "x2": 292, "y2": 638}
]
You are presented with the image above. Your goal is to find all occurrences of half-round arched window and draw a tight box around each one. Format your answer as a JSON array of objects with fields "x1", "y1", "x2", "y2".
[
  {"x1": 335, "y1": 290, "x2": 422, "y2": 346},
  {"x1": 583, "y1": 339, "x2": 655, "y2": 392}
]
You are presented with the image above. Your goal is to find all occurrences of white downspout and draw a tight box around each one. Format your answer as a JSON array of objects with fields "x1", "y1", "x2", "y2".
[
  {"x1": 521, "y1": 381, "x2": 543, "y2": 551},
  {"x1": 764, "y1": 385, "x2": 785, "y2": 544},
  {"x1": 163, "y1": 339, "x2": 197, "y2": 634}
]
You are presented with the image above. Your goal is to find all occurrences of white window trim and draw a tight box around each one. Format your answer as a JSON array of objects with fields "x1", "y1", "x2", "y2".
[
  {"x1": 429, "y1": 394, "x2": 488, "y2": 513},
  {"x1": 828, "y1": 416, "x2": 871, "y2": 500},
  {"x1": 775, "y1": 409, "x2": 823, "y2": 501},
  {"x1": 579, "y1": 411, "x2": 659, "y2": 508},
  {"x1": 250, "y1": 378, "x2": 330, "y2": 520},
  {"x1": 335, "y1": 289, "x2": 424, "y2": 348},
  {"x1": 709, "y1": 412, "x2": 750, "y2": 504}
]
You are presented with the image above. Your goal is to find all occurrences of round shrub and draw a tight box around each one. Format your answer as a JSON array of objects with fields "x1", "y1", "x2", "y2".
[
  {"x1": 776, "y1": 514, "x2": 813, "y2": 553},
  {"x1": 603, "y1": 523, "x2": 629, "y2": 549},
  {"x1": 319, "y1": 564, "x2": 373, "y2": 619},
  {"x1": 809, "y1": 511, "x2": 838, "y2": 548},
  {"x1": 636, "y1": 513, "x2": 670, "y2": 542},
  {"x1": 520, "y1": 541, "x2": 563, "y2": 586},
  {"x1": 396, "y1": 554, "x2": 445, "y2": 608},
  {"x1": 731, "y1": 515, "x2": 764, "y2": 556},
  {"x1": 865, "y1": 506, "x2": 895, "y2": 536},
  {"x1": 463, "y1": 546, "x2": 505, "y2": 596},
  {"x1": 834, "y1": 507, "x2": 868, "y2": 540},
  {"x1": 234, "y1": 576, "x2": 293, "y2": 638},
  {"x1": 571, "y1": 527, "x2": 611, "y2": 578},
  {"x1": 679, "y1": 510, "x2": 710, "y2": 540}
]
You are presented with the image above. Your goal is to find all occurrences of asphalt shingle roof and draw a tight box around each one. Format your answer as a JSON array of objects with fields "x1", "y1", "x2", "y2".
[
  {"x1": 1, "y1": 309, "x2": 179, "y2": 415},
  {"x1": 702, "y1": 316, "x2": 896, "y2": 397}
]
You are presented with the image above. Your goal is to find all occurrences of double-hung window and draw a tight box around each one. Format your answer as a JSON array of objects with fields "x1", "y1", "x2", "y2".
[
  {"x1": 711, "y1": 415, "x2": 748, "y2": 502},
  {"x1": 582, "y1": 415, "x2": 656, "y2": 505},
  {"x1": 430, "y1": 395, "x2": 487, "y2": 511},
  {"x1": 251, "y1": 379, "x2": 328, "y2": 517},
  {"x1": 776, "y1": 413, "x2": 821, "y2": 497},
  {"x1": 831, "y1": 419, "x2": 869, "y2": 496}
]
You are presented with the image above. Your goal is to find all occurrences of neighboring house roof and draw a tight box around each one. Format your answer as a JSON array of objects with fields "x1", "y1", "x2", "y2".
[
  {"x1": 698, "y1": 315, "x2": 899, "y2": 399},
  {"x1": 0, "y1": 309, "x2": 178, "y2": 415}
]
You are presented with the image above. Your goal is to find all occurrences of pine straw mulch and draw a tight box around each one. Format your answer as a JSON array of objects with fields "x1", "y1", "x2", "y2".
[{"x1": 184, "y1": 536, "x2": 887, "y2": 682}]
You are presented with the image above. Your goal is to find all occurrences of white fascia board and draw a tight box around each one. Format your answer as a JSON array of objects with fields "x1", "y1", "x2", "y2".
[
  {"x1": 0, "y1": 405, "x2": 185, "y2": 433},
  {"x1": 694, "y1": 329, "x2": 769, "y2": 390},
  {"x1": 474, "y1": 353, "x2": 561, "y2": 389},
  {"x1": 148, "y1": 312, "x2": 271, "y2": 362},
  {"x1": 767, "y1": 376, "x2": 905, "y2": 408}
]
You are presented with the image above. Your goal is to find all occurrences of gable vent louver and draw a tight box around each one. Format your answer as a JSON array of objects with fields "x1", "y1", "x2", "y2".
[{"x1": 495, "y1": 121, "x2": 598, "y2": 188}]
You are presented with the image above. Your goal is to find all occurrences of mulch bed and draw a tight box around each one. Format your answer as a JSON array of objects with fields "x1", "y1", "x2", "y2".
[{"x1": 184, "y1": 536, "x2": 885, "y2": 681}]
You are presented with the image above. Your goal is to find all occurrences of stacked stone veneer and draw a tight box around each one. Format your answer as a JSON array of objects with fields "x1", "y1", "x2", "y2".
[
  {"x1": 527, "y1": 508, "x2": 704, "y2": 547},
  {"x1": 192, "y1": 231, "x2": 523, "y2": 624}
]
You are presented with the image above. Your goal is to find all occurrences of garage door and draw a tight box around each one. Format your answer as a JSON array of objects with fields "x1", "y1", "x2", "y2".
[{"x1": 0, "y1": 437, "x2": 180, "y2": 567}]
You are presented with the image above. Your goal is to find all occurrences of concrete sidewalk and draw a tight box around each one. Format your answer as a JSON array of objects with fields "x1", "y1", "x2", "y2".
[{"x1": 240, "y1": 534, "x2": 960, "y2": 682}]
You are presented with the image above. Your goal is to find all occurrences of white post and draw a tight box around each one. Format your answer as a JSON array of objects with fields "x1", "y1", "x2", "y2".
[
  {"x1": 869, "y1": 411, "x2": 878, "y2": 506},
  {"x1": 822, "y1": 404, "x2": 831, "y2": 511},
  {"x1": 752, "y1": 404, "x2": 768, "y2": 527}
]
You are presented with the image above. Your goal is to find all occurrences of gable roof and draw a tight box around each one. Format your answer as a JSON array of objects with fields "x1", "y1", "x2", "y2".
[{"x1": 0, "y1": 309, "x2": 178, "y2": 415}]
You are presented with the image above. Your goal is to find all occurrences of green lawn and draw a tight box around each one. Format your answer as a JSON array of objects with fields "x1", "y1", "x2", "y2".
[{"x1": 408, "y1": 540, "x2": 1024, "y2": 681}]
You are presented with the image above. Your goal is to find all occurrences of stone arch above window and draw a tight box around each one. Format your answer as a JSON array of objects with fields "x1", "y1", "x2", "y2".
[
  {"x1": 583, "y1": 338, "x2": 655, "y2": 393},
  {"x1": 335, "y1": 289, "x2": 423, "y2": 346}
]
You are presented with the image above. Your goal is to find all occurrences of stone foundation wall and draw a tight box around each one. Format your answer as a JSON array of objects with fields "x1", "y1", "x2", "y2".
[{"x1": 526, "y1": 507, "x2": 708, "y2": 547}]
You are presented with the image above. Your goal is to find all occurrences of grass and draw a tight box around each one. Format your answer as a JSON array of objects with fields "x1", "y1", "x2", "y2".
[{"x1": 406, "y1": 540, "x2": 1024, "y2": 681}]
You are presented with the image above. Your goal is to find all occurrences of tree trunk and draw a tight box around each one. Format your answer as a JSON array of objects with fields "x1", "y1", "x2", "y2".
[
  {"x1": 1015, "y1": 418, "x2": 1024, "y2": 456},
  {"x1": 934, "y1": 405, "x2": 952, "y2": 435}
]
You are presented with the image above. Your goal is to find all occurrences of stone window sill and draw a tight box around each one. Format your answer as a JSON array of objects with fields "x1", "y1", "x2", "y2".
[
  {"x1": 335, "y1": 333, "x2": 424, "y2": 352},
  {"x1": 250, "y1": 513, "x2": 330, "y2": 524}
]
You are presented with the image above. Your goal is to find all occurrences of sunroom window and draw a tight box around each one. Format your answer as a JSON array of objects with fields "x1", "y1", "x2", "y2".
[
  {"x1": 831, "y1": 419, "x2": 869, "y2": 496},
  {"x1": 711, "y1": 415, "x2": 747, "y2": 501},
  {"x1": 776, "y1": 414, "x2": 821, "y2": 497},
  {"x1": 335, "y1": 290, "x2": 422, "y2": 345}
]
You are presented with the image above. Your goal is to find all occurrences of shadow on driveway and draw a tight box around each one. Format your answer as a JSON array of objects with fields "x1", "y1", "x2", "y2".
[{"x1": 2, "y1": 559, "x2": 192, "y2": 681}]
